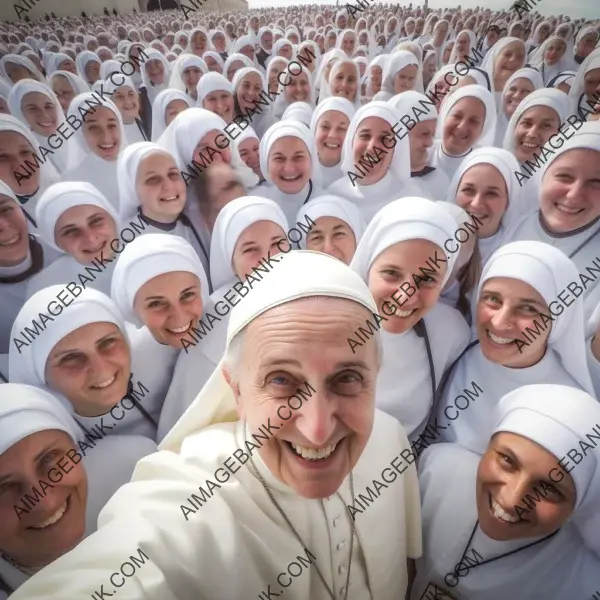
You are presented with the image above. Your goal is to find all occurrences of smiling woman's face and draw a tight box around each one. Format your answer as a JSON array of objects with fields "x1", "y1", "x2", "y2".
[
  {"x1": 268, "y1": 136, "x2": 312, "y2": 194},
  {"x1": 82, "y1": 106, "x2": 121, "y2": 161},
  {"x1": 45, "y1": 322, "x2": 131, "y2": 417},
  {"x1": 224, "y1": 296, "x2": 380, "y2": 499},
  {"x1": 134, "y1": 271, "x2": 204, "y2": 348},
  {"x1": 21, "y1": 91, "x2": 59, "y2": 137},
  {"x1": 0, "y1": 430, "x2": 88, "y2": 569},
  {"x1": 54, "y1": 204, "x2": 118, "y2": 264},
  {"x1": 477, "y1": 431, "x2": 575, "y2": 541}
]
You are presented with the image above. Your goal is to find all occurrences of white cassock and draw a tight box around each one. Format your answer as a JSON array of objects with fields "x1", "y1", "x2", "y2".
[
  {"x1": 410, "y1": 167, "x2": 450, "y2": 202},
  {"x1": 10, "y1": 414, "x2": 421, "y2": 600},
  {"x1": 411, "y1": 443, "x2": 600, "y2": 600}
]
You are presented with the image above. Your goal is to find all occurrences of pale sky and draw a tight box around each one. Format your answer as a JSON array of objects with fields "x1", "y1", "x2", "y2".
[{"x1": 248, "y1": 0, "x2": 597, "y2": 21}]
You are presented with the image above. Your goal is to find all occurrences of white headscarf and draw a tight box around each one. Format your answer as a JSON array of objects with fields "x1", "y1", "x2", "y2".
[
  {"x1": 314, "y1": 48, "x2": 346, "y2": 96},
  {"x1": 196, "y1": 71, "x2": 233, "y2": 105},
  {"x1": 258, "y1": 120, "x2": 322, "y2": 222},
  {"x1": 530, "y1": 35, "x2": 572, "y2": 85},
  {"x1": 223, "y1": 52, "x2": 255, "y2": 80},
  {"x1": 160, "y1": 249, "x2": 377, "y2": 452},
  {"x1": 481, "y1": 37, "x2": 526, "y2": 94},
  {"x1": 110, "y1": 233, "x2": 209, "y2": 328},
  {"x1": 281, "y1": 101, "x2": 313, "y2": 127},
  {"x1": 272, "y1": 62, "x2": 316, "y2": 120},
  {"x1": 502, "y1": 88, "x2": 570, "y2": 155},
  {"x1": 351, "y1": 196, "x2": 459, "y2": 289},
  {"x1": 7, "y1": 78, "x2": 69, "y2": 173},
  {"x1": 140, "y1": 47, "x2": 171, "y2": 104},
  {"x1": 99, "y1": 59, "x2": 122, "y2": 81},
  {"x1": 203, "y1": 50, "x2": 225, "y2": 73},
  {"x1": 75, "y1": 50, "x2": 101, "y2": 84},
  {"x1": 0, "y1": 54, "x2": 44, "y2": 84},
  {"x1": 116, "y1": 141, "x2": 179, "y2": 221},
  {"x1": 63, "y1": 92, "x2": 127, "y2": 171},
  {"x1": 481, "y1": 241, "x2": 594, "y2": 395},
  {"x1": 341, "y1": 101, "x2": 413, "y2": 186},
  {"x1": 447, "y1": 29, "x2": 477, "y2": 64},
  {"x1": 380, "y1": 50, "x2": 423, "y2": 96},
  {"x1": 47, "y1": 70, "x2": 90, "y2": 98},
  {"x1": 0, "y1": 383, "x2": 81, "y2": 455},
  {"x1": 9, "y1": 286, "x2": 129, "y2": 389},
  {"x1": 493, "y1": 383, "x2": 600, "y2": 555},
  {"x1": 168, "y1": 53, "x2": 208, "y2": 93},
  {"x1": 0, "y1": 113, "x2": 60, "y2": 194},
  {"x1": 44, "y1": 52, "x2": 75, "y2": 75},
  {"x1": 568, "y1": 47, "x2": 600, "y2": 119},
  {"x1": 209, "y1": 195, "x2": 288, "y2": 291},
  {"x1": 157, "y1": 107, "x2": 258, "y2": 189},
  {"x1": 495, "y1": 67, "x2": 544, "y2": 145},
  {"x1": 295, "y1": 194, "x2": 366, "y2": 249},
  {"x1": 150, "y1": 88, "x2": 192, "y2": 142},
  {"x1": 318, "y1": 57, "x2": 362, "y2": 109},
  {"x1": 446, "y1": 147, "x2": 527, "y2": 262},
  {"x1": 35, "y1": 181, "x2": 119, "y2": 253}
]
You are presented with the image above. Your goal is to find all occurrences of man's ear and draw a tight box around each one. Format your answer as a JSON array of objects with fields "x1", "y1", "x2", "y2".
[{"x1": 222, "y1": 367, "x2": 245, "y2": 419}]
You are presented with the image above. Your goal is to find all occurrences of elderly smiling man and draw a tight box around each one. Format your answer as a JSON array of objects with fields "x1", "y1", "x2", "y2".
[{"x1": 11, "y1": 251, "x2": 421, "y2": 600}]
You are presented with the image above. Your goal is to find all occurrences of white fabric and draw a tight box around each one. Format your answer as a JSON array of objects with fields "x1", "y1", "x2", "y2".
[
  {"x1": 318, "y1": 58, "x2": 362, "y2": 109},
  {"x1": 75, "y1": 50, "x2": 101, "y2": 84},
  {"x1": 350, "y1": 198, "x2": 470, "y2": 436},
  {"x1": 281, "y1": 101, "x2": 313, "y2": 127},
  {"x1": 7, "y1": 78, "x2": 70, "y2": 173},
  {"x1": 432, "y1": 84, "x2": 497, "y2": 179},
  {"x1": 296, "y1": 194, "x2": 366, "y2": 249},
  {"x1": 110, "y1": 233, "x2": 210, "y2": 328},
  {"x1": 309, "y1": 96, "x2": 356, "y2": 188},
  {"x1": 506, "y1": 121, "x2": 600, "y2": 329},
  {"x1": 157, "y1": 107, "x2": 258, "y2": 190},
  {"x1": 196, "y1": 71, "x2": 233, "y2": 104},
  {"x1": 231, "y1": 66, "x2": 274, "y2": 138},
  {"x1": 381, "y1": 50, "x2": 422, "y2": 95},
  {"x1": 258, "y1": 120, "x2": 323, "y2": 223},
  {"x1": 209, "y1": 195, "x2": 288, "y2": 291},
  {"x1": 168, "y1": 53, "x2": 208, "y2": 94},
  {"x1": 47, "y1": 70, "x2": 90, "y2": 98},
  {"x1": 446, "y1": 147, "x2": 529, "y2": 263},
  {"x1": 568, "y1": 48, "x2": 600, "y2": 119},
  {"x1": 328, "y1": 101, "x2": 423, "y2": 223},
  {"x1": 0, "y1": 54, "x2": 44, "y2": 84},
  {"x1": 530, "y1": 36, "x2": 572, "y2": 85},
  {"x1": 140, "y1": 48, "x2": 171, "y2": 105},
  {"x1": 150, "y1": 88, "x2": 192, "y2": 142},
  {"x1": 494, "y1": 384, "x2": 600, "y2": 558},
  {"x1": 495, "y1": 67, "x2": 544, "y2": 146},
  {"x1": 35, "y1": 180, "x2": 119, "y2": 254}
]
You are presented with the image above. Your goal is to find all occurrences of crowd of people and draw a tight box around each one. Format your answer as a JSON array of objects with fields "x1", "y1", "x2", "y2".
[{"x1": 0, "y1": 1, "x2": 600, "y2": 598}]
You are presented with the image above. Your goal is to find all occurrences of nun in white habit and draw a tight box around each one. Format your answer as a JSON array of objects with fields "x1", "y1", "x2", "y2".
[
  {"x1": 388, "y1": 90, "x2": 450, "y2": 201},
  {"x1": 0, "y1": 114, "x2": 60, "y2": 235},
  {"x1": 328, "y1": 102, "x2": 423, "y2": 223},
  {"x1": 350, "y1": 197, "x2": 471, "y2": 439},
  {"x1": 150, "y1": 88, "x2": 192, "y2": 142},
  {"x1": 309, "y1": 96, "x2": 355, "y2": 189},
  {"x1": 231, "y1": 67, "x2": 275, "y2": 138},
  {"x1": 60, "y1": 93, "x2": 128, "y2": 211},
  {"x1": 0, "y1": 384, "x2": 157, "y2": 597},
  {"x1": 568, "y1": 48, "x2": 600, "y2": 121},
  {"x1": 139, "y1": 48, "x2": 171, "y2": 106},
  {"x1": 296, "y1": 194, "x2": 366, "y2": 265},
  {"x1": 117, "y1": 142, "x2": 209, "y2": 272},
  {"x1": 446, "y1": 147, "x2": 528, "y2": 265},
  {"x1": 506, "y1": 122, "x2": 600, "y2": 327},
  {"x1": 9, "y1": 250, "x2": 422, "y2": 600},
  {"x1": 431, "y1": 84, "x2": 497, "y2": 180},
  {"x1": 413, "y1": 384, "x2": 600, "y2": 600},
  {"x1": 433, "y1": 240, "x2": 595, "y2": 457},
  {"x1": 502, "y1": 88, "x2": 570, "y2": 203},
  {"x1": 75, "y1": 51, "x2": 101, "y2": 86},
  {"x1": 157, "y1": 107, "x2": 258, "y2": 259},
  {"x1": 258, "y1": 120, "x2": 324, "y2": 224},
  {"x1": 0, "y1": 180, "x2": 57, "y2": 354},
  {"x1": 102, "y1": 74, "x2": 149, "y2": 145},
  {"x1": 494, "y1": 67, "x2": 544, "y2": 147},
  {"x1": 9, "y1": 286, "x2": 171, "y2": 442},
  {"x1": 379, "y1": 50, "x2": 423, "y2": 100},
  {"x1": 109, "y1": 233, "x2": 210, "y2": 442},
  {"x1": 26, "y1": 181, "x2": 120, "y2": 298},
  {"x1": 167, "y1": 54, "x2": 208, "y2": 102},
  {"x1": 7, "y1": 79, "x2": 70, "y2": 173}
]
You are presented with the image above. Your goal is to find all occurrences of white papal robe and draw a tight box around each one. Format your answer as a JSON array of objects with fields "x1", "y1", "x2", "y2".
[{"x1": 11, "y1": 411, "x2": 422, "y2": 600}]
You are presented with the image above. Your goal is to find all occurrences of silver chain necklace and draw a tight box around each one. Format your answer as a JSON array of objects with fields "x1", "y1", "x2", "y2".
[{"x1": 243, "y1": 425, "x2": 357, "y2": 600}]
